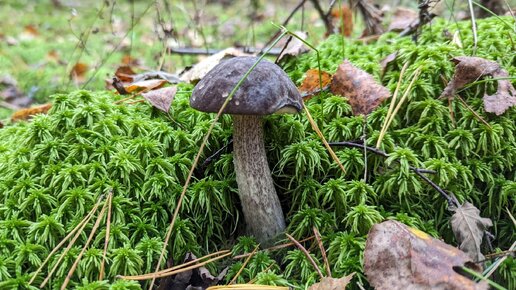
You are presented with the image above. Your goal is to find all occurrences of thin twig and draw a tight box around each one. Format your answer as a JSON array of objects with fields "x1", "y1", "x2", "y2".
[
  {"x1": 313, "y1": 227, "x2": 331, "y2": 277},
  {"x1": 233, "y1": 236, "x2": 315, "y2": 260},
  {"x1": 285, "y1": 233, "x2": 323, "y2": 280},
  {"x1": 121, "y1": 252, "x2": 232, "y2": 280},
  {"x1": 309, "y1": 0, "x2": 332, "y2": 34}
]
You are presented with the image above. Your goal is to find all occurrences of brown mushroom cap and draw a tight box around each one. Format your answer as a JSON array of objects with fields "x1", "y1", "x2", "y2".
[{"x1": 190, "y1": 56, "x2": 302, "y2": 115}]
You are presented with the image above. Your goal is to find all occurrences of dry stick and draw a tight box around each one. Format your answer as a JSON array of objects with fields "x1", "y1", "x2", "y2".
[
  {"x1": 60, "y1": 191, "x2": 112, "y2": 290},
  {"x1": 303, "y1": 104, "x2": 346, "y2": 173},
  {"x1": 233, "y1": 236, "x2": 315, "y2": 260},
  {"x1": 149, "y1": 33, "x2": 288, "y2": 290},
  {"x1": 228, "y1": 245, "x2": 260, "y2": 285},
  {"x1": 121, "y1": 252, "x2": 232, "y2": 281},
  {"x1": 285, "y1": 233, "x2": 323, "y2": 280},
  {"x1": 98, "y1": 191, "x2": 113, "y2": 280},
  {"x1": 313, "y1": 227, "x2": 331, "y2": 277},
  {"x1": 118, "y1": 250, "x2": 230, "y2": 279},
  {"x1": 30, "y1": 195, "x2": 104, "y2": 285},
  {"x1": 376, "y1": 62, "x2": 410, "y2": 148}
]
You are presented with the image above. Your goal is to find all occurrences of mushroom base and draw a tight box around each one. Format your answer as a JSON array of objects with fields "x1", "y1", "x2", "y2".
[{"x1": 232, "y1": 114, "x2": 286, "y2": 244}]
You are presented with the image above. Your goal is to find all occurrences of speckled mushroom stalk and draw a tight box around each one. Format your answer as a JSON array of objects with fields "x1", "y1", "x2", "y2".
[
  {"x1": 190, "y1": 56, "x2": 303, "y2": 244},
  {"x1": 232, "y1": 114, "x2": 286, "y2": 243}
]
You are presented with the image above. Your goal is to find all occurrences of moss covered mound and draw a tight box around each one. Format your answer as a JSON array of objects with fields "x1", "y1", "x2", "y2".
[{"x1": 0, "y1": 16, "x2": 515, "y2": 289}]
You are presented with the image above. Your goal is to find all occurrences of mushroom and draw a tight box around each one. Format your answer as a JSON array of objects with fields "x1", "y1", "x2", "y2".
[{"x1": 190, "y1": 56, "x2": 303, "y2": 244}]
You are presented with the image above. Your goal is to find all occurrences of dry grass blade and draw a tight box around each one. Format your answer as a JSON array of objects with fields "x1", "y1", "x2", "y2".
[
  {"x1": 484, "y1": 241, "x2": 516, "y2": 279},
  {"x1": 233, "y1": 236, "x2": 315, "y2": 259},
  {"x1": 37, "y1": 195, "x2": 105, "y2": 287},
  {"x1": 99, "y1": 191, "x2": 113, "y2": 280},
  {"x1": 126, "y1": 250, "x2": 230, "y2": 278},
  {"x1": 149, "y1": 34, "x2": 288, "y2": 289},
  {"x1": 60, "y1": 191, "x2": 112, "y2": 289},
  {"x1": 467, "y1": 0, "x2": 478, "y2": 53},
  {"x1": 285, "y1": 233, "x2": 323, "y2": 279},
  {"x1": 303, "y1": 104, "x2": 346, "y2": 173},
  {"x1": 313, "y1": 227, "x2": 331, "y2": 277},
  {"x1": 376, "y1": 62, "x2": 409, "y2": 148},
  {"x1": 377, "y1": 67, "x2": 421, "y2": 148},
  {"x1": 456, "y1": 95, "x2": 491, "y2": 128},
  {"x1": 228, "y1": 245, "x2": 259, "y2": 285},
  {"x1": 119, "y1": 252, "x2": 232, "y2": 280}
]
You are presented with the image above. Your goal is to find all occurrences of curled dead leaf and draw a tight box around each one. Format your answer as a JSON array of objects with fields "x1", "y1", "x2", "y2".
[
  {"x1": 115, "y1": 65, "x2": 137, "y2": 83},
  {"x1": 141, "y1": 86, "x2": 177, "y2": 113},
  {"x1": 440, "y1": 56, "x2": 516, "y2": 115},
  {"x1": 364, "y1": 220, "x2": 487, "y2": 290},
  {"x1": 298, "y1": 69, "x2": 332, "y2": 100},
  {"x1": 330, "y1": 60, "x2": 390, "y2": 115},
  {"x1": 450, "y1": 202, "x2": 493, "y2": 261},
  {"x1": 124, "y1": 79, "x2": 167, "y2": 94}
]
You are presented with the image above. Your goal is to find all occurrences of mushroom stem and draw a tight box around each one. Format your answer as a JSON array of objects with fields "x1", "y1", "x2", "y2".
[{"x1": 232, "y1": 114, "x2": 286, "y2": 244}]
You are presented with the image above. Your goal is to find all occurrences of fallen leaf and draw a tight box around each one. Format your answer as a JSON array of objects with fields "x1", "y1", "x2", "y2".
[
  {"x1": 364, "y1": 220, "x2": 487, "y2": 290},
  {"x1": 115, "y1": 65, "x2": 137, "y2": 82},
  {"x1": 277, "y1": 31, "x2": 309, "y2": 63},
  {"x1": 388, "y1": 7, "x2": 418, "y2": 32},
  {"x1": 379, "y1": 52, "x2": 398, "y2": 77},
  {"x1": 180, "y1": 47, "x2": 249, "y2": 83},
  {"x1": 69, "y1": 62, "x2": 88, "y2": 83},
  {"x1": 330, "y1": 4, "x2": 353, "y2": 36},
  {"x1": 124, "y1": 79, "x2": 167, "y2": 93},
  {"x1": 1, "y1": 75, "x2": 32, "y2": 108},
  {"x1": 353, "y1": 0, "x2": 384, "y2": 36},
  {"x1": 450, "y1": 202, "x2": 493, "y2": 261},
  {"x1": 132, "y1": 71, "x2": 181, "y2": 84},
  {"x1": 330, "y1": 60, "x2": 390, "y2": 115},
  {"x1": 298, "y1": 69, "x2": 333, "y2": 100},
  {"x1": 11, "y1": 103, "x2": 52, "y2": 122},
  {"x1": 141, "y1": 86, "x2": 177, "y2": 112},
  {"x1": 308, "y1": 273, "x2": 355, "y2": 290},
  {"x1": 483, "y1": 70, "x2": 516, "y2": 115},
  {"x1": 440, "y1": 56, "x2": 516, "y2": 115}
]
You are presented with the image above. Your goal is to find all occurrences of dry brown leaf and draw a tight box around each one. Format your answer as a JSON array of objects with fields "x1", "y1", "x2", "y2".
[
  {"x1": 69, "y1": 62, "x2": 88, "y2": 83},
  {"x1": 298, "y1": 69, "x2": 333, "y2": 100},
  {"x1": 330, "y1": 5, "x2": 353, "y2": 36},
  {"x1": 364, "y1": 220, "x2": 487, "y2": 290},
  {"x1": 483, "y1": 70, "x2": 516, "y2": 115},
  {"x1": 379, "y1": 52, "x2": 398, "y2": 76},
  {"x1": 180, "y1": 47, "x2": 249, "y2": 83},
  {"x1": 440, "y1": 56, "x2": 516, "y2": 115},
  {"x1": 330, "y1": 60, "x2": 390, "y2": 115},
  {"x1": 11, "y1": 103, "x2": 52, "y2": 122},
  {"x1": 141, "y1": 86, "x2": 177, "y2": 113},
  {"x1": 450, "y1": 202, "x2": 493, "y2": 261},
  {"x1": 277, "y1": 31, "x2": 309, "y2": 63},
  {"x1": 114, "y1": 65, "x2": 137, "y2": 83},
  {"x1": 308, "y1": 273, "x2": 354, "y2": 290},
  {"x1": 388, "y1": 7, "x2": 418, "y2": 32},
  {"x1": 124, "y1": 79, "x2": 167, "y2": 93}
]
